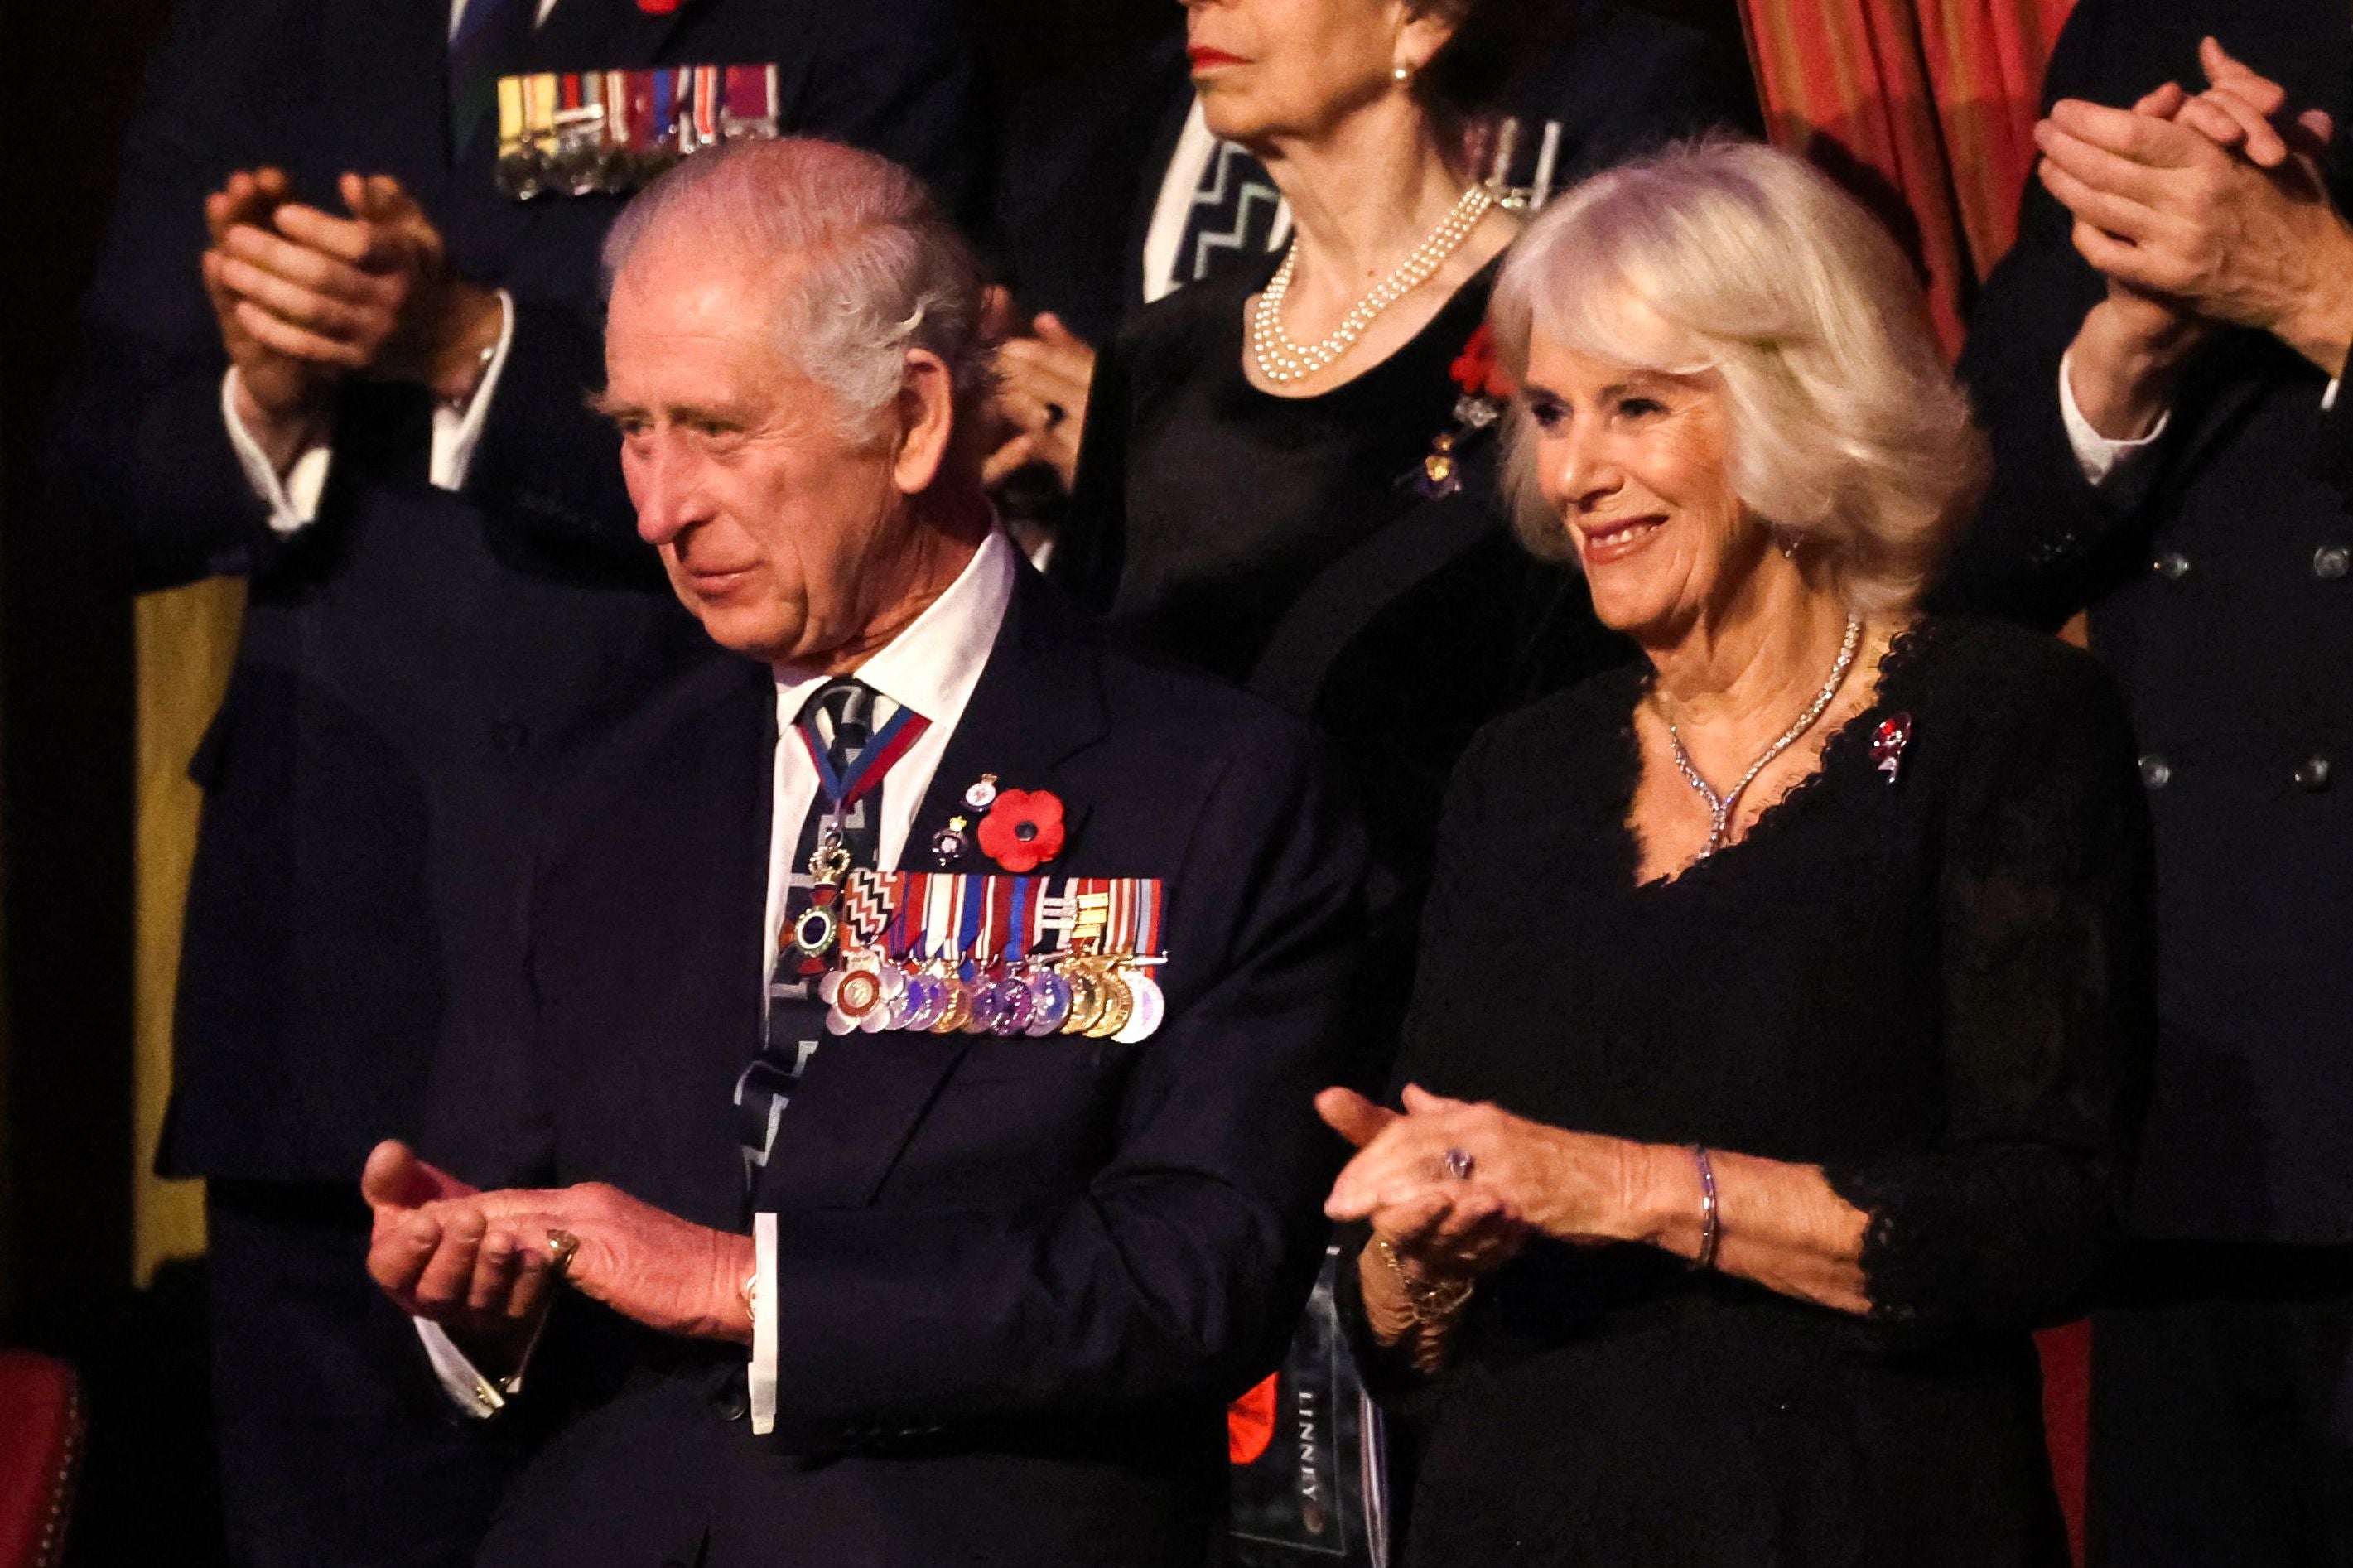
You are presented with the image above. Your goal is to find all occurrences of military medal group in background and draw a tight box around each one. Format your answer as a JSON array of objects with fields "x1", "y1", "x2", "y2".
[{"x1": 494, "y1": 63, "x2": 780, "y2": 200}]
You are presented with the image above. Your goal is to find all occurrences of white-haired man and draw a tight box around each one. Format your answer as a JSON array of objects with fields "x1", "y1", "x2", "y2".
[{"x1": 359, "y1": 138, "x2": 1366, "y2": 1568}]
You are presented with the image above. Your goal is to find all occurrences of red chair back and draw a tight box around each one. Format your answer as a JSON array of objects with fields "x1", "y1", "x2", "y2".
[{"x1": 0, "y1": 1352, "x2": 82, "y2": 1568}]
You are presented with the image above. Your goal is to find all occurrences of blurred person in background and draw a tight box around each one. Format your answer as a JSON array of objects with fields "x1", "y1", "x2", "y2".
[{"x1": 1946, "y1": 7, "x2": 2353, "y2": 1561}]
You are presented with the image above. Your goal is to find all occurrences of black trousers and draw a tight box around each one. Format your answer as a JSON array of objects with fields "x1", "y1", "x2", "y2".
[
  {"x1": 2091, "y1": 1242, "x2": 2353, "y2": 1568},
  {"x1": 206, "y1": 1181, "x2": 520, "y2": 1568}
]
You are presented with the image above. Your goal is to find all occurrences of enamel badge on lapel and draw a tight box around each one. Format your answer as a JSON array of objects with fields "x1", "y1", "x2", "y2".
[
  {"x1": 977, "y1": 789, "x2": 1067, "y2": 875},
  {"x1": 931, "y1": 816, "x2": 971, "y2": 866},
  {"x1": 1871, "y1": 712, "x2": 1914, "y2": 784}
]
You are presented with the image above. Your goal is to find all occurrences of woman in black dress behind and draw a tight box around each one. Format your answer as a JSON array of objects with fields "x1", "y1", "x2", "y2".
[
  {"x1": 1318, "y1": 142, "x2": 2156, "y2": 1566},
  {"x1": 1056, "y1": 0, "x2": 1744, "y2": 1054}
]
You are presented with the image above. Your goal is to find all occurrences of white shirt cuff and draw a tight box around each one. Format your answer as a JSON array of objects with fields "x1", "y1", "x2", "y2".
[
  {"x1": 2058, "y1": 350, "x2": 2171, "y2": 487},
  {"x1": 223, "y1": 369, "x2": 330, "y2": 534},
  {"x1": 221, "y1": 288, "x2": 513, "y2": 533},
  {"x1": 750, "y1": 1212, "x2": 779, "y2": 1435},
  {"x1": 415, "y1": 1317, "x2": 509, "y2": 1419},
  {"x1": 431, "y1": 288, "x2": 514, "y2": 492}
]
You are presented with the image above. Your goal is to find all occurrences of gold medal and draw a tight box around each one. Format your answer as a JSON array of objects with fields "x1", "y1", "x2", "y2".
[
  {"x1": 1084, "y1": 967, "x2": 1133, "y2": 1040},
  {"x1": 1059, "y1": 963, "x2": 1105, "y2": 1035}
]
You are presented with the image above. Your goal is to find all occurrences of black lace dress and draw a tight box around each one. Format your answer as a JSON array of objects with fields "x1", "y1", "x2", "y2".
[{"x1": 1366, "y1": 617, "x2": 2156, "y2": 1567}]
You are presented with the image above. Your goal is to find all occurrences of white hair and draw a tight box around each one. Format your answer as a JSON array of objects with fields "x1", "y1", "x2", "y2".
[
  {"x1": 1490, "y1": 138, "x2": 1988, "y2": 615},
  {"x1": 602, "y1": 138, "x2": 995, "y2": 448}
]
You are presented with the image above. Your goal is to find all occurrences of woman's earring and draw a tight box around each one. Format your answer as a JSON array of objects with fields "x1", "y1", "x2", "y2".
[
  {"x1": 1779, "y1": 533, "x2": 1801, "y2": 560},
  {"x1": 1391, "y1": 63, "x2": 1413, "y2": 84}
]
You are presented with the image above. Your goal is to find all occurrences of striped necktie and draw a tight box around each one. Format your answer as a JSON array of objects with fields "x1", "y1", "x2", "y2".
[{"x1": 735, "y1": 678, "x2": 929, "y2": 1184}]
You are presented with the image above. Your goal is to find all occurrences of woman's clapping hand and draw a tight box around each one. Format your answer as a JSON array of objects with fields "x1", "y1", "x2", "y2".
[{"x1": 1319, "y1": 1085, "x2": 1642, "y2": 1277}]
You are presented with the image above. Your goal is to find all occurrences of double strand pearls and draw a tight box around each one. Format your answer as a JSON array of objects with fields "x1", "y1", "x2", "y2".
[
  {"x1": 1250, "y1": 184, "x2": 1497, "y2": 385},
  {"x1": 1663, "y1": 615, "x2": 1864, "y2": 859}
]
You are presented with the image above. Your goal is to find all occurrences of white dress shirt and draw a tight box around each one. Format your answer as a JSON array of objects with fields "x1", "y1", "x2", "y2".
[
  {"x1": 2059, "y1": 346, "x2": 2345, "y2": 495},
  {"x1": 419, "y1": 528, "x2": 1021, "y2": 1425}
]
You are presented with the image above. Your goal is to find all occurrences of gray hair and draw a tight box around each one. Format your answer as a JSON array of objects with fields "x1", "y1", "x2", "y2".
[
  {"x1": 1491, "y1": 138, "x2": 1988, "y2": 615},
  {"x1": 602, "y1": 138, "x2": 995, "y2": 449}
]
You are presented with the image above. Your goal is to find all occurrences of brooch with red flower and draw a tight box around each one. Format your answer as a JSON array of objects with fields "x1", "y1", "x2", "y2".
[
  {"x1": 976, "y1": 788, "x2": 1067, "y2": 873},
  {"x1": 1417, "y1": 323, "x2": 1518, "y2": 499}
]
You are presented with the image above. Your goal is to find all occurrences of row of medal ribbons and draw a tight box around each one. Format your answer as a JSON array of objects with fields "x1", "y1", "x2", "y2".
[
  {"x1": 493, "y1": 64, "x2": 780, "y2": 200},
  {"x1": 812, "y1": 871, "x2": 1169, "y2": 1045}
]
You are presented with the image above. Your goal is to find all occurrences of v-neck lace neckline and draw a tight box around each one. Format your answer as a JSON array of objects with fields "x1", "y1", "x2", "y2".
[{"x1": 1613, "y1": 619, "x2": 1934, "y2": 892}]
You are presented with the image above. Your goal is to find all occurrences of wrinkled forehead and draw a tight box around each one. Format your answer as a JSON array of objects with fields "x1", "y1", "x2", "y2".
[{"x1": 605, "y1": 241, "x2": 800, "y2": 378}]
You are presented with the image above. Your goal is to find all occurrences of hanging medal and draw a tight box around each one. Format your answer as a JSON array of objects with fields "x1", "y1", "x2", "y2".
[{"x1": 1113, "y1": 878, "x2": 1168, "y2": 1045}]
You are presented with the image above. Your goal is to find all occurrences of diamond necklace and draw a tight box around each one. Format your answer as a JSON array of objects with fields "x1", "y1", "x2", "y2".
[
  {"x1": 1250, "y1": 184, "x2": 1497, "y2": 386},
  {"x1": 1661, "y1": 614, "x2": 1864, "y2": 860}
]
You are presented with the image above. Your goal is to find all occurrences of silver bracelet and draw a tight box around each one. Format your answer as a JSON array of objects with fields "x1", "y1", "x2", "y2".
[{"x1": 1690, "y1": 1146, "x2": 1721, "y2": 1271}]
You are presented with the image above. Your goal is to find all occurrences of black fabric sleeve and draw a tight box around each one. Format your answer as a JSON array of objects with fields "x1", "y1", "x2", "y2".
[
  {"x1": 45, "y1": 0, "x2": 292, "y2": 593},
  {"x1": 1936, "y1": 0, "x2": 2198, "y2": 628},
  {"x1": 1823, "y1": 649, "x2": 2156, "y2": 1341},
  {"x1": 758, "y1": 721, "x2": 1367, "y2": 1442},
  {"x1": 1050, "y1": 327, "x2": 1136, "y2": 614},
  {"x1": 1328, "y1": 724, "x2": 1499, "y2": 1397}
]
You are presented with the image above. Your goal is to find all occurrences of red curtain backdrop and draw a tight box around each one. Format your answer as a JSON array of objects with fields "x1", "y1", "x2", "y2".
[
  {"x1": 1733, "y1": 5, "x2": 2092, "y2": 1558},
  {"x1": 1735, "y1": 0, "x2": 2079, "y2": 355}
]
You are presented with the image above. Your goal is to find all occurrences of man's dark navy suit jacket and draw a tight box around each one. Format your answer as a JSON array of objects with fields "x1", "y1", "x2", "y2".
[
  {"x1": 448, "y1": 564, "x2": 1368, "y2": 1568},
  {"x1": 1945, "y1": 0, "x2": 2353, "y2": 1243},
  {"x1": 50, "y1": 0, "x2": 989, "y2": 1185}
]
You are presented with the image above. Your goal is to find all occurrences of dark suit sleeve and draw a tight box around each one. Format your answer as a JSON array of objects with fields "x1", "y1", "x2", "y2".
[
  {"x1": 1821, "y1": 651, "x2": 2156, "y2": 1343},
  {"x1": 760, "y1": 721, "x2": 1367, "y2": 1439},
  {"x1": 1050, "y1": 327, "x2": 1136, "y2": 613},
  {"x1": 1937, "y1": 0, "x2": 2166, "y2": 629},
  {"x1": 46, "y1": 0, "x2": 290, "y2": 593}
]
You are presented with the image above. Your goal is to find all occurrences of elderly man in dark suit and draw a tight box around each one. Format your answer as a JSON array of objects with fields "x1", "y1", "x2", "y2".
[
  {"x1": 1945, "y1": 5, "x2": 2353, "y2": 1561},
  {"x1": 48, "y1": 3, "x2": 984, "y2": 1562},
  {"x1": 363, "y1": 137, "x2": 1363, "y2": 1568}
]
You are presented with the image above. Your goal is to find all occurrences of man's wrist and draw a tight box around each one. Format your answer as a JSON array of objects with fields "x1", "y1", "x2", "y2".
[
  {"x1": 229, "y1": 369, "x2": 333, "y2": 476},
  {"x1": 424, "y1": 282, "x2": 507, "y2": 406},
  {"x1": 2278, "y1": 227, "x2": 2353, "y2": 378},
  {"x1": 708, "y1": 1231, "x2": 759, "y2": 1345},
  {"x1": 2067, "y1": 300, "x2": 2200, "y2": 441}
]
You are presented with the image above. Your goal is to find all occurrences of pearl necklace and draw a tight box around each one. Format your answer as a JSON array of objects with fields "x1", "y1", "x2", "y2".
[
  {"x1": 1662, "y1": 615, "x2": 1864, "y2": 860},
  {"x1": 1250, "y1": 184, "x2": 1497, "y2": 385}
]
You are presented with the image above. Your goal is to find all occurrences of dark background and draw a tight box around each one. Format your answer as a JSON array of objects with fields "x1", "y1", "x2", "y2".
[{"x1": 0, "y1": 0, "x2": 1751, "y2": 1557}]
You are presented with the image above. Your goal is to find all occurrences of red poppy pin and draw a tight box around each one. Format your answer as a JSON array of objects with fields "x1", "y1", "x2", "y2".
[
  {"x1": 976, "y1": 788, "x2": 1066, "y2": 873},
  {"x1": 1871, "y1": 712, "x2": 1914, "y2": 784},
  {"x1": 1449, "y1": 322, "x2": 1516, "y2": 401}
]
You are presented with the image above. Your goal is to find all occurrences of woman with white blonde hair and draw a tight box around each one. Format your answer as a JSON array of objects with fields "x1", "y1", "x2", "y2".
[{"x1": 1315, "y1": 140, "x2": 2156, "y2": 1566}]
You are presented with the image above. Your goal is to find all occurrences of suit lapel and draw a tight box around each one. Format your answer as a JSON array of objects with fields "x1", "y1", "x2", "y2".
[
  {"x1": 749, "y1": 567, "x2": 1111, "y2": 1209},
  {"x1": 906, "y1": 565, "x2": 1108, "y2": 876}
]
